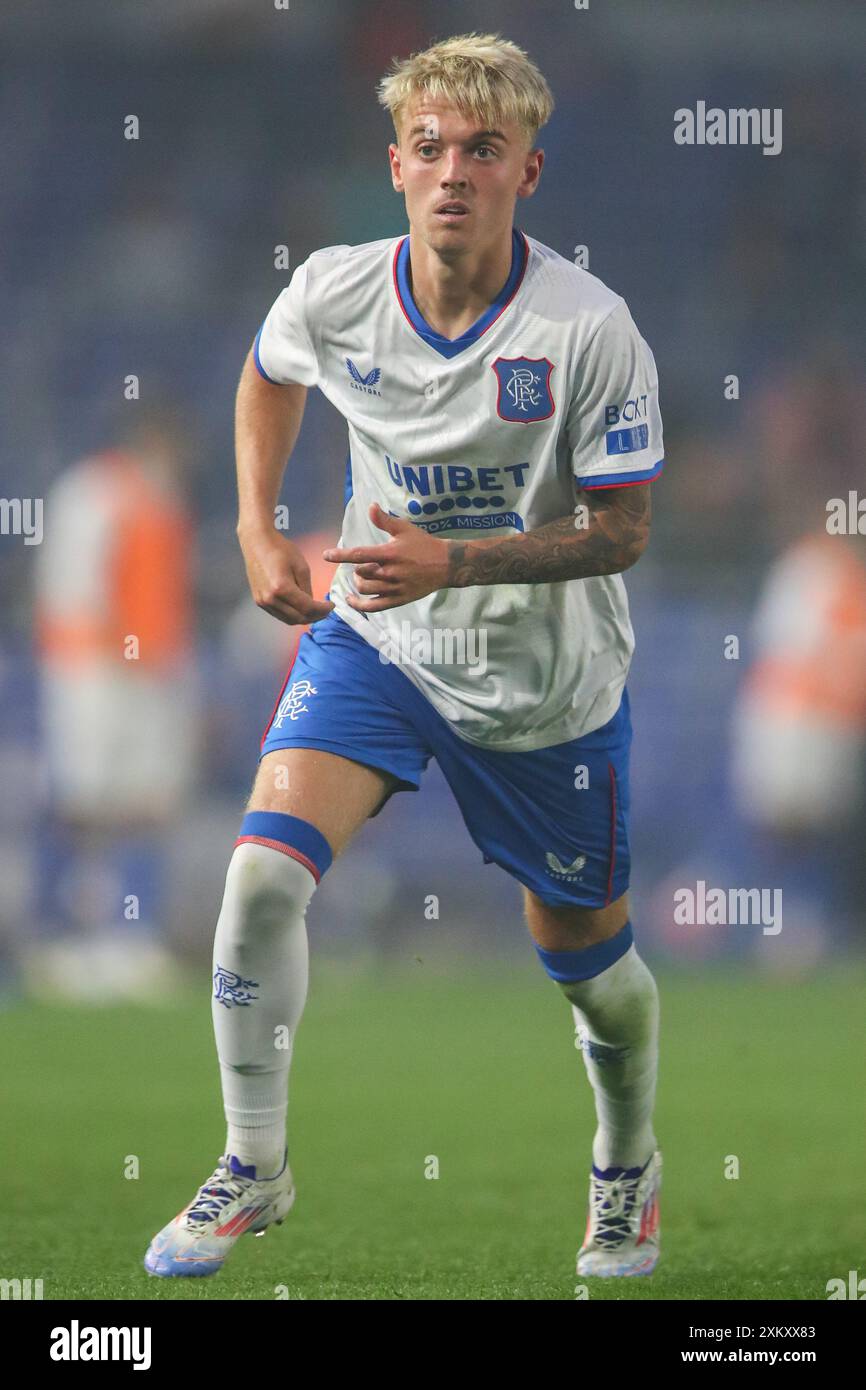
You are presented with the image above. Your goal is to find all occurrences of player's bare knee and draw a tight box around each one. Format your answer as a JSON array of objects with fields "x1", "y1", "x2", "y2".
[
  {"x1": 245, "y1": 749, "x2": 392, "y2": 856},
  {"x1": 524, "y1": 888, "x2": 630, "y2": 950}
]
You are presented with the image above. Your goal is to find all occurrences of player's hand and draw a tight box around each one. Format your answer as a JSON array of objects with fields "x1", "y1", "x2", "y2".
[
  {"x1": 238, "y1": 525, "x2": 334, "y2": 625},
  {"x1": 323, "y1": 502, "x2": 450, "y2": 612}
]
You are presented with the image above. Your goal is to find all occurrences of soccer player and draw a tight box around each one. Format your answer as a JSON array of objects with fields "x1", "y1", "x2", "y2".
[{"x1": 145, "y1": 32, "x2": 664, "y2": 1282}]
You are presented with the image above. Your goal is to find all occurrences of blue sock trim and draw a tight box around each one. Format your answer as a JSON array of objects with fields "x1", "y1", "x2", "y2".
[
  {"x1": 535, "y1": 920, "x2": 634, "y2": 983},
  {"x1": 236, "y1": 811, "x2": 333, "y2": 881}
]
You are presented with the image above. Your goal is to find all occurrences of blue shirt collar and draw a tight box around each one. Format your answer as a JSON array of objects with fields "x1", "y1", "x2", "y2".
[{"x1": 394, "y1": 227, "x2": 528, "y2": 360}]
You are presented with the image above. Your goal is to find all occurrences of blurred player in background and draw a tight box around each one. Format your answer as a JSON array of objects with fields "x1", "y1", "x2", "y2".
[
  {"x1": 31, "y1": 406, "x2": 199, "y2": 1001},
  {"x1": 732, "y1": 527, "x2": 866, "y2": 954},
  {"x1": 146, "y1": 33, "x2": 664, "y2": 1281},
  {"x1": 731, "y1": 347, "x2": 866, "y2": 961}
]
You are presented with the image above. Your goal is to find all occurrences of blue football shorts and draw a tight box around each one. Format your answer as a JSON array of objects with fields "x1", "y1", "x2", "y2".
[{"x1": 259, "y1": 610, "x2": 631, "y2": 908}]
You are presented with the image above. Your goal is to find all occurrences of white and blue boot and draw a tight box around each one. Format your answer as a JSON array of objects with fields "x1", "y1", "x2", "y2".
[
  {"x1": 576, "y1": 1149, "x2": 662, "y2": 1277},
  {"x1": 144, "y1": 1151, "x2": 294, "y2": 1277}
]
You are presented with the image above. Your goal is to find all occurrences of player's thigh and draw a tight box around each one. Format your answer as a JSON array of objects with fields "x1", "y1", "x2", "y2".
[
  {"x1": 248, "y1": 747, "x2": 398, "y2": 857},
  {"x1": 523, "y1": 889, "x2": 630, "y2": 951}
]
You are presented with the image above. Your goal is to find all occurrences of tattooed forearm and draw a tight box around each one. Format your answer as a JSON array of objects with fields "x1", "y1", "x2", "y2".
[{"x1": 446, "y1": 484, "x2": 652, "y2": 587}]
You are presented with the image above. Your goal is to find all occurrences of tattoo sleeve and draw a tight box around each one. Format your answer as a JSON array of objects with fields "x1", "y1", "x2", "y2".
[{"x1": 446, "y1": 484, "x2": 652, "y2": 587}]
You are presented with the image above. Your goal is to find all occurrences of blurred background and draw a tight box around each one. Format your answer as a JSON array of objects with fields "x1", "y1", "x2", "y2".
[{"x1": 1, "y1": 0, "x2": 865, "y2": 1003}]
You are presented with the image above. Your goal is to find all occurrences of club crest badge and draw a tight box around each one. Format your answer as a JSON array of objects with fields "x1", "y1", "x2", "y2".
[
  {"x1": 213, "y1": 965, "x2": 259, "y2": 1009},
  {"x1": 492, "y1": 356, "x2": 555, "y2": 423}
]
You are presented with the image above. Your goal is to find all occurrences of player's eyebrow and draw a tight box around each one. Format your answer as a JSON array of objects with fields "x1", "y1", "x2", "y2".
[{"x1": 408, "y1": 124, "x2": 509, "y2": 144}]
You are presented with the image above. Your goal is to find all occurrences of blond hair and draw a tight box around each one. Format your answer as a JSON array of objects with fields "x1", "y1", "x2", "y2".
[{"x1": 377, "y1": 32, "x2": 554, "y2": 150}]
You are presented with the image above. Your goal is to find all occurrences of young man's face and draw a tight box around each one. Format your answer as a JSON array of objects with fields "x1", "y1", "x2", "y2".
[{"x1": 388, "y1": 98, "x2": 543, "y2": 254}]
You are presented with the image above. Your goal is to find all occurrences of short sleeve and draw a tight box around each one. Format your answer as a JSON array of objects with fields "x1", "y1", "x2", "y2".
[
  {"x1": 253, "y1": 260, "x2": 319, "y2": 388},
  {"x1": 567, "y1": 301, "x2": 664, "y2": 489}
]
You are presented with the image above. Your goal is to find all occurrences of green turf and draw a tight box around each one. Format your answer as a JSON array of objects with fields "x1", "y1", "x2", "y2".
[{"x1": 2, "y1": 957, "x2": 863, "y2": 1300}]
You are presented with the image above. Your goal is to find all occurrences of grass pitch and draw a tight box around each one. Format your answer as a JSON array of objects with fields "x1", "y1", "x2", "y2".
[{"x1": 2, "y1": 958, "x2": 863, "y2": 1300}]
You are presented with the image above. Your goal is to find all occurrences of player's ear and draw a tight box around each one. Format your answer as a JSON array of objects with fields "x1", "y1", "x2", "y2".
[
  {"x1": 388, "y1": 143, "x2": 404, "y2": 191},
  {"x1": 517, "y1": 148, "x2": 544, "y2": 199}
]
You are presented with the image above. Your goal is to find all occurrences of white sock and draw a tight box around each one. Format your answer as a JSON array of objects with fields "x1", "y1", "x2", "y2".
[
  {"x1": 211, "y1": 842, "x2": 315, "y2": 1178},
  {"x1": 557, "y1": 944, "x2": 659, "y2": 1171}
]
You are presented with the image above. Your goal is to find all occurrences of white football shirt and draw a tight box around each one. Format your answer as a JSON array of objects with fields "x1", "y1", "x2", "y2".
[{"x1": 254, "y1": 228, "x2": 663, "y2": 752}]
